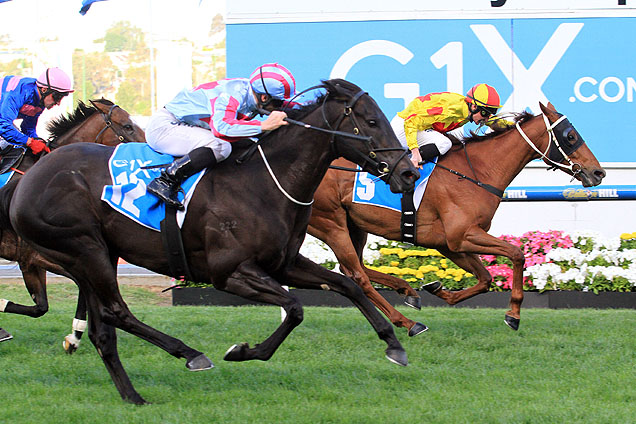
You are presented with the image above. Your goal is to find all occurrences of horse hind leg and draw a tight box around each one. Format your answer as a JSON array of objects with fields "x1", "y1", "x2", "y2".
[
  {"x1": 63, "y1": 288, "x2": 88, "y2": 355},
  {"x1": 1, "y1": 263, "x2": 49, "y2": 318}
]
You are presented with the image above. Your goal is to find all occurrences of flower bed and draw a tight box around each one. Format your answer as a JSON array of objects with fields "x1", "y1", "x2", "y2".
[
  {"x1": 179, "y1": 231, "x2": 636, "y2": 294},
  {"x1": 359, "y1": 230, "x2": 636, "y2": 293}
]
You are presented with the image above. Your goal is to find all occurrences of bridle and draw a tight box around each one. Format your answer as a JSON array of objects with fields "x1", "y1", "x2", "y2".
[
  {"x1": 241, "y1": 85, "x2": 410, "y2": 205},
  {"x1": 93, "y1": 103, "x2": 133, "y2": 144},
  {"x1": 515, "y1": 112, "x2": 584, "y2": 176},
  {"x1": 434, "y1": 111, "x2": 586, "y2": 198},
  {"x1": 319, "y1": 88, "x2": 409, "y2": 182}
]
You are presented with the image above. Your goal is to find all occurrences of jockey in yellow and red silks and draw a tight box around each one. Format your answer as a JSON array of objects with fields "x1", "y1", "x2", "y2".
[{"x1": 392, "y1": 83, "x2": 510, "y2": 168}]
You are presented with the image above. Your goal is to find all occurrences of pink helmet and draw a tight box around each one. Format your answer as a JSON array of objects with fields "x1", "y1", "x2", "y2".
[
  {"x1": 36, "y1": 67, "x2": 74, "y2": 93},
  {"x1": 249, "y1": 63, "x2": 296, "y2": 100}
]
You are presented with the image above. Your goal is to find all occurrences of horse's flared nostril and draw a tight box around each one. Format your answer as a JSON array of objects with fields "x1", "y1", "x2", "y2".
[
  {"x1": 402, "y1": 170, "x2": 420, "y2": 183},
  {"x1": 595, "y1": 169, "x2": 606, "y2": 180}
]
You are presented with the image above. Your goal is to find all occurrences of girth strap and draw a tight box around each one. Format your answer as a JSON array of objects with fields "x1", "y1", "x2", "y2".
[
  {"x1": 160, "y1": 205, "x2": 193, "y2": 282},
  {"x1": 400, "y1": 190, "x2": 417, "y2": 244}
]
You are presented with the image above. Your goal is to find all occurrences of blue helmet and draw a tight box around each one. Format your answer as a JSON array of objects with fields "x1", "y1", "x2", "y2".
[{"x1": 249, "y1": 63, "x2": 296, "y2": 100}]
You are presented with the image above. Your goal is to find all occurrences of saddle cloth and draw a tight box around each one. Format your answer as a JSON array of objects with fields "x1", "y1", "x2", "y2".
[
  {"x1": 101, "y1": 143, "x2": 206, "y2": 231},
  {"x1": 351, "y1": 158, "x2": 437, "y2": 212},
  {"x1": 0, "y1": 170, "x2": 15, "y2": 189}
]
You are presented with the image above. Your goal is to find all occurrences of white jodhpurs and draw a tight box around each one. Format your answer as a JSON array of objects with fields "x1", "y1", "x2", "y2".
[
  {"x1": 145, "y1": 107, "x2": 232, "y2": 160},
  {"x1": 391, "y1": 115, "x2": 453, "y2": 155}
]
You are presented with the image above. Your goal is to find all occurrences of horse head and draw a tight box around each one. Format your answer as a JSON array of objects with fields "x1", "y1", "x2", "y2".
[
  {"x1": 538, "y1": 102, "x2": 605, "y2": 187},
  {"x1": 46, "y1": 99, "x2": 145, "y2": 149},
  {"x1": 316, "y1": 79, "x2": 419, "y2": 193}
]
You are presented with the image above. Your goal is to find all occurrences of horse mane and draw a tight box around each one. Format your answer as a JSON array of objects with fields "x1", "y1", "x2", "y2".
[
  {"x1": 46, "y1": 98, "x2": 114, "y2": 139},
  {"x1": 283, "y1": 79, "x2": 362, "y2": 121},
  {"x1": 447, "y1": 110, "x2": 535, "y2": 149}
]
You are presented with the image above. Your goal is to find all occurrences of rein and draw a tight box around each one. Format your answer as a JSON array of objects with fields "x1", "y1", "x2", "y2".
[
  {"x1": 434, "y1": 112, "x2": 584, "y2": 198},
  {"x1": 242, "y1": 88, "x2": 408, "y2": 205}
]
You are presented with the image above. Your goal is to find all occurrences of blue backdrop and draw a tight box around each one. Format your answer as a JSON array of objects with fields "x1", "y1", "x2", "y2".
[{"x1": 228, "y1": 17, "x2": 636, "y2": 163}]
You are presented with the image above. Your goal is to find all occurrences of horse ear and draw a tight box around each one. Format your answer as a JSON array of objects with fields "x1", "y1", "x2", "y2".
[
  {"x1": 539, "y1": 102, "x2": 557, "y2": 116},
  {"x1": 89, "y1": 99, "x2": 108, "y2": 114},
  {"x1": 539, "y1": 102, "x2": 557, "y2": 114}
]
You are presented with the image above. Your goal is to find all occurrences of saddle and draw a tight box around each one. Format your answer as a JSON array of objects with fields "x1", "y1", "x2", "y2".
[{"x1": 0, "y1": 145, "x2": 26, "y2": 175}]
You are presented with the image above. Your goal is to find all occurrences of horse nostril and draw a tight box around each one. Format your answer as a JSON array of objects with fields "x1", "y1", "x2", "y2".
[{"x1": 595, "y1": 169, "x2": 606, "y2": 180}]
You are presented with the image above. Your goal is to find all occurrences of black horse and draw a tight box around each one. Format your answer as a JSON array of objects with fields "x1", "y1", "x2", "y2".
[
  {"x1": 0, "y1": 99, "x2": 144, "y2": 342},
  {"x1": 4, "y1": 79, "x2": 418, "y2": 404}
]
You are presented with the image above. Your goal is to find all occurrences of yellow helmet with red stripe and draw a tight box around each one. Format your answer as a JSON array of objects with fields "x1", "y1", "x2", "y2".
[{"x1": 466, "y1": 83, "x2": 501, "y2": 115}]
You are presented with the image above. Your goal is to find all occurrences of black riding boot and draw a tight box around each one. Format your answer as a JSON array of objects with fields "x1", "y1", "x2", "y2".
[
  {"x1": 418, "y1": 144, "x2": 441, "y2": 163},
  {"x1": 147, "y1": 147, "x2": 217, "y2": 210}
]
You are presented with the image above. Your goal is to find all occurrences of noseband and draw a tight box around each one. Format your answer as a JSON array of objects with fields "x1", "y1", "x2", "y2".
[
  {"x1": 515, "y1": 113, "x2": 585, "y2": 176},
  {"x1": 94, "y1": 104, "x2": 132, "y2": 144}
]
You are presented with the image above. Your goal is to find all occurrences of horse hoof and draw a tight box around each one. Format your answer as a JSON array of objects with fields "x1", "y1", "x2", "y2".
[
  {"x1": 404, "y1": 295, "x2": 421, "y2": 310},
  {"x1": 223, "y1": 342, "x2": 249, "y2": 362},
  {"x1": 408, "y1": 322, "x2": 428, "y2": 337},
  {"x1": 186, "y1": 354, "x2": 214, "y2": 371},
  {"x1": 504, "y1": 315, "x2": 520, "y2": 331},
  {"x1": 63, "y1": 334, "x2": 79, "y2": 355},
  {"x1": 0, "y1": 328, "x2": 12, "y2": 342},
  {"x1": 385, "y1": 348, "x2": 408, "y2": 366},
  {"x1": 421, "y1": 281, "x2": 442, "y2": 294}
]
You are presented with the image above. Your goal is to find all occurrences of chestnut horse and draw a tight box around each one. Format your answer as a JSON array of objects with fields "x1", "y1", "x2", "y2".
[
  {"x1": 0, "y1": 99, "x2": 145, "y2": 338},
  {"x1": 5, "y1": 79, "x2": 418, "y2": 404},
  {"x1": 307, "y1": 102, "x2": 605, "y2": 332}
]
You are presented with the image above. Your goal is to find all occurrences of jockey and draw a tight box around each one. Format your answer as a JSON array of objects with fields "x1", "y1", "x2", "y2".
[
  {"x1": 146, "y1": 62, "x2": 296, "y2": 210},
  {"x1": 392, "y1": 83, "x2": 510, "y2": 168},
  {"x1": 0, "y1": 67, "x2": 74, "y2": 155}
]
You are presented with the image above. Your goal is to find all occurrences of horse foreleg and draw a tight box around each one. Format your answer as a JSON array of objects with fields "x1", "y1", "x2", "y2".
[
  {"x1": 444, "y1": 227, "x2": 525, "y2": 330},
  {"x1": 216, "y1": 260, "x2": 304, "y2": 362},
  {"x1": 426, "y1": 249, "x2": 493, "y2": 305},
  {"x1": 1, "y1": 263, "x2": 48, "y2": 318},
  {"x1": 310, "y1": 221, "x2": 425, "y2": 335},
  {"x1": 340, "y1": 263, "x2": 427, "y2": 336},
  {"x1": 83, "y1": 297, "x2": 147, "y2": 405},
  {"x1": 361, "y1": 266, "x2": 421, "y2": 308},
  {"x1": 63, "y1": 288, "x2": 88, "y2": 355},
  {"x1": 287, "y1": 254, "x2": 408, "y2": 366},
  {"x1": 346, "y1": 222, "x2": 421, "y2": 307}
]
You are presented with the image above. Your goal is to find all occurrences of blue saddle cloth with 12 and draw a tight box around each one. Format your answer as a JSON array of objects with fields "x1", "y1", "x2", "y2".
[{"x1": 101, "y1": 143, "x2": 206, "y2": 231}]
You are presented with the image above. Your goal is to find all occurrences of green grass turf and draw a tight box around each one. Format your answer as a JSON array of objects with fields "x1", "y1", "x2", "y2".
[{"x1": 0, "y1": 282, "x2": 635, "y2": 423}]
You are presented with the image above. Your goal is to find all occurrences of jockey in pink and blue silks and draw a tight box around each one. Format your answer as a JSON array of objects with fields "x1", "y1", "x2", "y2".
[
  {"x1": 146, "y1": 63, "x2": 296, "y2": 210},
  {"x1": 0, "y1": 67, "x2": 74, "y2": 156}
]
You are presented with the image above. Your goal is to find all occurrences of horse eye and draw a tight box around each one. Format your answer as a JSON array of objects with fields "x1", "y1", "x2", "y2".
[
  {"x1": 367, "y1": 120, "x2": 377, "y2": 127},
  {"x1": 124, "y1": 124, "x2": 134, "y2": 131},
  {"x1": 567, "y1": 133, "x2": 575, "y2": 141}
]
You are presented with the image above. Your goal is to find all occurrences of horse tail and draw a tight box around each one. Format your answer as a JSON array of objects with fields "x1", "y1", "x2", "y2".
[{"x1": 0, "y1": 178, "x2": 20, "y2": 231}]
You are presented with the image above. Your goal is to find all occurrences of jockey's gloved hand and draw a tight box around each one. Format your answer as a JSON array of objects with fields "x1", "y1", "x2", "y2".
[{"x1": 27, "y1": 137, "x2": 51, "y2": 154}]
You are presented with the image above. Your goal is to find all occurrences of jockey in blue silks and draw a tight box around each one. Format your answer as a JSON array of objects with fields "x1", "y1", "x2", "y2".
[
  {"x1": 145, "y1": 63, "x2": 297, "y2": 210},
  {"x1": 0, "y1": 67, "x2": 74, "y2": 155}
]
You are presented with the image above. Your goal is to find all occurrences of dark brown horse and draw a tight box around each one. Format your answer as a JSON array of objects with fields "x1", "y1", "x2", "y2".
[
  {"x1": 0, "y1": 99, "x2": 145, "y2": 340},
  {"x1": 307, "y1": 102, "x2": 606, "y2": 332},
  {"x1": 5, "y1": 79, "x2": 418, "y2": 404}
]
